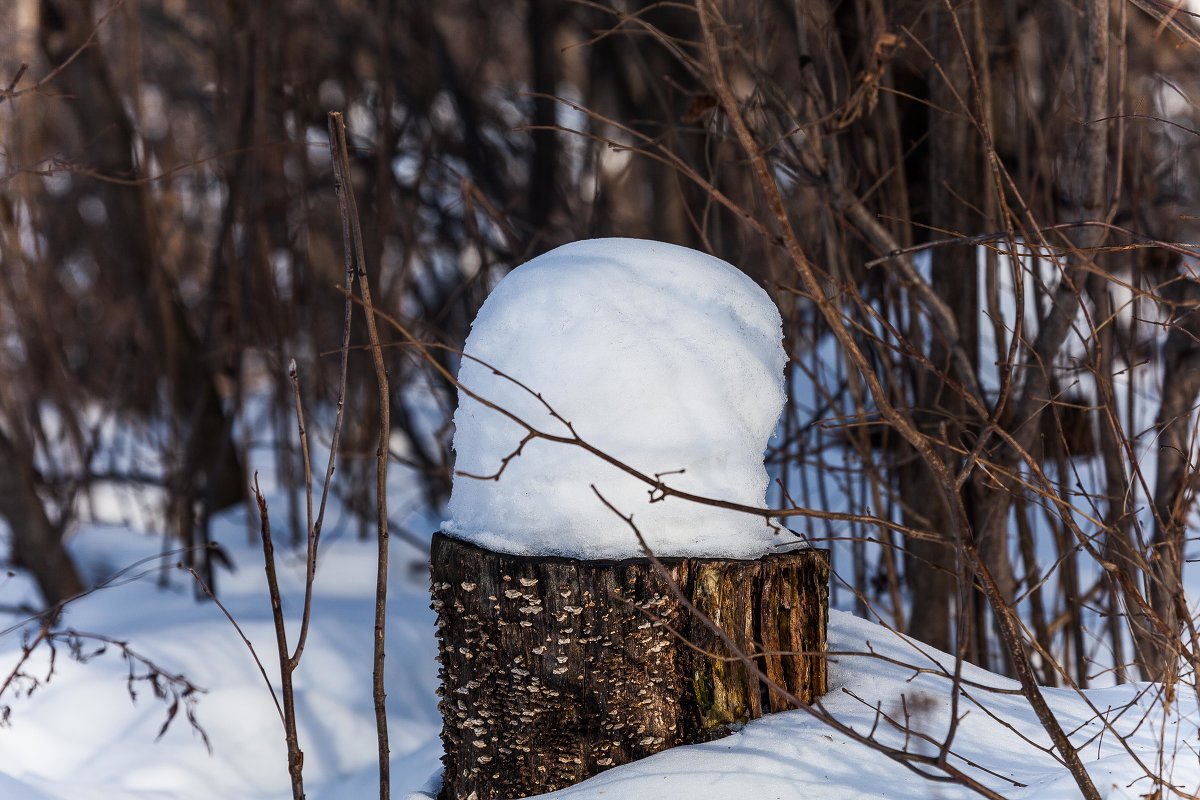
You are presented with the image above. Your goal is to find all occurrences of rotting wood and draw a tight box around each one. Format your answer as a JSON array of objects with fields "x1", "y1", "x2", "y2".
[{"x1": 431, "y1": 531, "x2": 829, "y2": 800}]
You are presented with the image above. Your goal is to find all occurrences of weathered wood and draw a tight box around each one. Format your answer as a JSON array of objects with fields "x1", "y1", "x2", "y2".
[{"x1": 431, "y1": 532, "x2": 829, "y2": 800}]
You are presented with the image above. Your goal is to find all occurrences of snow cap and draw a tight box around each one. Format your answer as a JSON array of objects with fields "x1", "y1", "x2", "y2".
[{"x1": 443, "y1": 238, "x2": 787, "y2": 559}]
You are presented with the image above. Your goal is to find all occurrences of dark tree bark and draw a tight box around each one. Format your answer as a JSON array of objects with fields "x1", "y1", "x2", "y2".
[
  {"x1": 901, "y1": 0, "x2": 989, "y2": 661},
  {"x1": 0, "y1": 427, "x2": 83, "y2": 606},
  {"x1": 525, "y1": 0, "x2": 561, "y2": 247},
  {"x1": 39, "y1": 0, "x2": 247, "y2": 588},
  {"x1": 1146, "y1": 271, "x2": 1200, "y2": 681},
  {"x1": 431, "y1": 532, "x2": 829, "y2": 800}
]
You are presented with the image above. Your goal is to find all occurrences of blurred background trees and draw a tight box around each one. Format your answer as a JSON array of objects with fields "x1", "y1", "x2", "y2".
[{"x1": 1, "y1": 0, "x2": 1199, "y2": 687}]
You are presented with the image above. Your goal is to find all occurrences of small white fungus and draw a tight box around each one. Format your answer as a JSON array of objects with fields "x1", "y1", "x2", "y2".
[{"x1": 442, "y1": 238, "x2": 787, "y2": 559}]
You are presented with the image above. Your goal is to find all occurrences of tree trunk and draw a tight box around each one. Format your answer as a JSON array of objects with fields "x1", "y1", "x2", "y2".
[
  {"x1": 900, "y1": 0, "x2": 989, "y2": 663},
  {"x1": 431, "y1": 532, "x2": 829, "y2": 800},
  {"x1": 39, "y1": 0, "x2": 247, "y2": 509},
  {"x1": 1146, "y1": 268, "x2": 1200, "y2": 682},
  {"x1": 0, "y1": 427, "x2": 83, "y2": 606}
]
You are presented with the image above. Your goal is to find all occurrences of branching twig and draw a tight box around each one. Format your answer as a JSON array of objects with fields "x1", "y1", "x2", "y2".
[
  {"x1": 591, "y1": 485, "x2": 1012, "y2": 800},
  {"x1": 251, "y1": 478, "x2": 305, "y2": 799}
]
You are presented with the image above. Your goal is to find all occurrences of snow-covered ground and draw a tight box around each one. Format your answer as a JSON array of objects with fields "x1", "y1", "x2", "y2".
[
  {"x1": 3, "y1": 508, "x2": 1196, "y2": 799},
  {"x1": 0, "y1": 492, "x2": 445, "y2": 800},
  {"x1": 517, "y1": 611, "x2": 1199, "y2": 800}
]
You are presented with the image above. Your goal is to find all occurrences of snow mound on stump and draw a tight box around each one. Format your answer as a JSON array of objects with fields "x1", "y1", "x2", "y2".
[{"x1": 443, "y1": 238, "x2": 787, "y2": 559}]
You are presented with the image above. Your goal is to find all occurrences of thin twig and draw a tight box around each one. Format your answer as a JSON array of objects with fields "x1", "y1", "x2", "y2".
[
  {"x1": 287, "y1": 361, "x2": 317, "y2": 669},
  {"x1": 350, "y1": 296, "x2": 938, "y2": 542},
  {"x1": 251, "y1": 478, "x2": 305, "y2": 799},
  {"x1": 328, "y1": 110, "x2": 391, "y2": 800},
  {"x1": 181, "y1": 561, "x2": 284, "y2": 726},
  {"x1": 0, "y1": 1, "x2": 124, "y2": 106}
]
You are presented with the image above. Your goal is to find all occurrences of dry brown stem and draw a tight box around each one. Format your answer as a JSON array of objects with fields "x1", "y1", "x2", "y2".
[{"x1": 327, "y1": 110, "x2": 392, "y2": 800}]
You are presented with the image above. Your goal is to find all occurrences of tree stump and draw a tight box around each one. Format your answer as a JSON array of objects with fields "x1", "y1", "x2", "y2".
[{"x1": 431, "y1": 532, "x2": 829, "y2": 800}]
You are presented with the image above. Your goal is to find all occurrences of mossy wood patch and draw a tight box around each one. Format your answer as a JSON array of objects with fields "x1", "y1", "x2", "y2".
[{"x1": 431, "y1": 532, "x2": 829, "y2": 800}]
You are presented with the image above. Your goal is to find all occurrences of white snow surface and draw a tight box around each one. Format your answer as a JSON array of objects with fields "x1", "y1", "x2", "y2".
[
  {"x1": 414, "y1": 611, "x2": 1200, "y2": 800},
  {"x1": 0, "y1": 512, "x2": 445, "y2": 800},
  {"x1": 2, "y1": 518, "x2": 1198, "y2": 799},
  {"x1": 518, "y1": 611, "x2": 1200, "y2": 800},
  {"x1": 444, "y1": 238, "x2": 789, "y2": 559}
]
